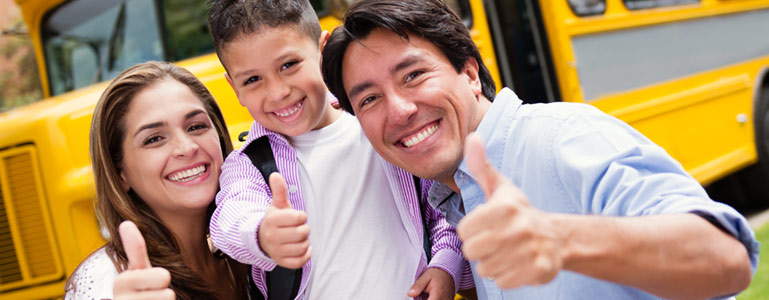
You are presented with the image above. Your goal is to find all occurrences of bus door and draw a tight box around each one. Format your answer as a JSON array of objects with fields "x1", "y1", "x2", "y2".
[{"x1": 484, "y1": 0, "x2": 560, "y2": 104}]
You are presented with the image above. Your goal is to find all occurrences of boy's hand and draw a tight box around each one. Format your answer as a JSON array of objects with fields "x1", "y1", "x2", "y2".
[
  {"x1": 114, "y1": 221, "x2": 175, "y2": 300},
  {"x1": 258, "y1": 172, "x2": 312, "y2": 269},
  {"x1": 407, "y1": 268, "x2": 455, "y2": 300},
  {"x1": 457, "y1": 134, "x2": 563, "y2": 289}
]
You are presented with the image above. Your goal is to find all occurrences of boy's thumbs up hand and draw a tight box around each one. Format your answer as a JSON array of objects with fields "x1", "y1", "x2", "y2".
[
  {"x1": 113, "y1": 221, "x2": 175, "y2": 299},
  {"x1": 258, "y1": 172, "x2": 311, "y2": 269},
  {"x1": 457, "y1": 133, "x2": 564, "y2": 289}
]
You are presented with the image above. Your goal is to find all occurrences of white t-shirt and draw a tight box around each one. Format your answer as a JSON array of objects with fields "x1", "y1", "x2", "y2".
[
  {"x1": 289, "y1": 113, "x2": 419, "y2": 299},
  {"x1": 65, "y1": 248, "x2": 118, "y2": 300}
]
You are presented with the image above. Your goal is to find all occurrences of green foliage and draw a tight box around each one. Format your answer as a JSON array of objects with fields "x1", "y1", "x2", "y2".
[
  {"x1": 737, "y1": 224, "x2": 769, "y2": 299},
  {"x1": 0, "y1": 20, "x2": 43, "y2": 112}
]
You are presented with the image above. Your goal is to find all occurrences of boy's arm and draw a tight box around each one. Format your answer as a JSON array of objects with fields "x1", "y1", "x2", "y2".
[
  {"x1": 421, "y1": 179, "x2": 475, "y2": 292},
  {"x1": 210, "y1": 151, "x2": 278, "y2": 271}
]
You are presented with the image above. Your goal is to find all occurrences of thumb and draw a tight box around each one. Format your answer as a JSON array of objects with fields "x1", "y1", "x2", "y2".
[
  {"x1": 268, "y1": 172, "x2": 292, "y2": 209},
  {"x1": 119, "y1": 221, "x2": 152, "y2": 270},
  {"x1": 408, "y1": 271, "x2": 431, "y2": 297},
  {"x1": 465, "y1": 133, "x2": 504, "y2": 202}
]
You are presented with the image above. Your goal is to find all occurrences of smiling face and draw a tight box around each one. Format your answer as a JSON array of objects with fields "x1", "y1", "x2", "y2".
[
  {"x1": 119, "y1": 78, "x2": 223, "y2": 220},
  {"x1": 222, "y1": 26, "x2": 337, "y2": 137},
  {"x1": 341, "y1": 29, "x2": 490, "y2": 187}
]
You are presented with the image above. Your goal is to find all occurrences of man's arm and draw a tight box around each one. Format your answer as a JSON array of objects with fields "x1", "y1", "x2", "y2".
[
  {"x1": 458, "y1": 134, "x2": 754, "y2": 299},
  {"x1": 554, "y1": 213, "x2": 751, "y2": 299}
]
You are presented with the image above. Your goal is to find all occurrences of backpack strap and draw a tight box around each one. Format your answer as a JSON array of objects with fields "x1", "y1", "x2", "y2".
[
  {"x1": 242, "y1": 134, "x2": 302, "y2": 300},
  {"x1": 414, "y1": 176, "x2": 433, "y2": 262}
]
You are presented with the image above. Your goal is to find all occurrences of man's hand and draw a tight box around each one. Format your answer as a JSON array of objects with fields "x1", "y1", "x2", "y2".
[
  {"x1": 114, "y1": 221, "x2": 175, "y2": 300},
  {"x1": 456, "y1": 133, "x2": 564, "y2": 289},
  {"x1": 258, "y1": 172, "x2": 311, "y2": 269},
  {"x1": 407, "y1": 267, "x2": 455, "y2": 300}
]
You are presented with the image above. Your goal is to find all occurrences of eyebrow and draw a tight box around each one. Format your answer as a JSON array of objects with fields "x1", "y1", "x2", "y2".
[
  {"x1": 232, "y1": 52, "x2": 298, "y2": 81},
  {"x1": 233, "y1": 68, "x2": 258, "y2": 82},
  {"x1": 133, "y1": 110, "x2": 207, "y2": 138},
  {"x1": 347, "y1": 55, "x2": 423, "y2": 100}
]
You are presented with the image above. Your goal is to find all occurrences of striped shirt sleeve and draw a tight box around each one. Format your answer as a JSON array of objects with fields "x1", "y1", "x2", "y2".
[
  {"x1": 210, "y1": 146, "x2": 278, "y2": 272},
  {"x1": 420, "y1": 178, "x2": 475, "y2": 291}
]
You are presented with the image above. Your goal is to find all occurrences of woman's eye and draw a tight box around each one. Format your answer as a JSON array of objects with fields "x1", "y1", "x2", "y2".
[
  {"x1": 188, "y1": 123, "x2": 209, "y2": 132},
  {"x1": 143, "y1": 135, "x2": 163, "y2": 146},
  {"x1": 405, "y1": 70, "x2": 424, "y2": 83},
  {"x1": 243, "y1": 76, "x2": 261, "y2": 86},
  {"x1": 281, "y1": 61, "x2": 298, "y2": 71}
]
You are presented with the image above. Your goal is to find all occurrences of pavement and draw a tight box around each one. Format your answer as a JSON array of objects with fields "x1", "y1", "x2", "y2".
[{"x1": 747, "y1": 208, "x2": 769, "y2": 230}]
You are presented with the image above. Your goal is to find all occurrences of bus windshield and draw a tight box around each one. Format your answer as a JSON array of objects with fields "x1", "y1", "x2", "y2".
[{"x1": 41, "y1": 0, "x2": 213, "y2": 96}]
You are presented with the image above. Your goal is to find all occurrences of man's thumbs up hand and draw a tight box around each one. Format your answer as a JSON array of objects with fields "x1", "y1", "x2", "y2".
[
  {"x1": 457, "y1": 133, "x2": 564, "y2": 289},
  {"x1": 258, "y1": 172, "x2": 311, "y2": 269},
  {"x1": 113, "y1": 221, "x2": 174, "y2": 299}
]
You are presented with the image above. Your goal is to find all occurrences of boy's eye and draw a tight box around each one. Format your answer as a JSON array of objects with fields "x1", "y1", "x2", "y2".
[
  {"x1": 143, "y1": 135, "x2": 164, "y2": 146},
  {"x1": 281, "y1": 61, "x2": 298, "y2": 71},
  {"x1": 405, "y1": 70, "x2": 424, "y2": 83},
  {"x1": 243, "y1": 76, "x2": 261, "y2": 86}
]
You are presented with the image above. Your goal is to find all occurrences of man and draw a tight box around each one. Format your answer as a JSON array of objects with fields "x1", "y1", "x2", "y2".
[{"x1": 321, "y1": 0, "x2": 759, "y2": 299}]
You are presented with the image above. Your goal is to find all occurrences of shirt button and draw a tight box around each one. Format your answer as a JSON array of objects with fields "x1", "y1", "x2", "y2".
[{"x1": 288, "y1": 185, "x2": 298, "y2": 194}]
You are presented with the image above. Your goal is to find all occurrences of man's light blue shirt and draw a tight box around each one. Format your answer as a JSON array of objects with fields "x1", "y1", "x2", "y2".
[{"x1": 428, "y1": 88, "x2": 759, "y2": 299}]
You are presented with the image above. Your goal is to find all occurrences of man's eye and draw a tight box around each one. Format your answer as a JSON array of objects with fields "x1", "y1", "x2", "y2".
[
  {"x1": 281, "y1": 61, "x2": 298, "y2": 71},
  {"x1": 243, "y1": 76, "x2": 261, "y2": 86},
  {"x1": 143, "y1": 135, "x2": 163, "y2": 146},
  {"x1": 405, "y1": 70, "x2": 424, "y2": 83},
  {"x1": 360, "y1": 95, "x2": 378, "y2": 108}
]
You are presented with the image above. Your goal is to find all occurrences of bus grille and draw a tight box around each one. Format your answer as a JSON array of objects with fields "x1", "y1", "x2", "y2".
[{"x1": 0, "y1": 146, "x2": 61, "y2": 290}]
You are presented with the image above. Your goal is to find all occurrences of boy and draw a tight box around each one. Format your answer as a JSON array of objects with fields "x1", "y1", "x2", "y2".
[{"x1": 206, "y1": 0, "x2": 472, "y2": 298}]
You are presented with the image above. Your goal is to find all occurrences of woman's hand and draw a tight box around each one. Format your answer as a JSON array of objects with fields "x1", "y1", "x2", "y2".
[{"x1": 113, "y1": 221, "x2": 175, "y2": 300}]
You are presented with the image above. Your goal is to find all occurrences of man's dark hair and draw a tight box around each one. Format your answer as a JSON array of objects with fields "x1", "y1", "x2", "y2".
[
  {"x1": 322, "y1": 0, "x2": 496, "y2": 114},
  {"x1": 208, "y1": 0, "x2": 322, "y2": 71}
]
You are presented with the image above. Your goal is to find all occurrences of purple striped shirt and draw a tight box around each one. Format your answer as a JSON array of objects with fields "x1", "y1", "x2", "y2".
[{"x1": 211, "y1": 118, "x2": 473, "y2": 299}]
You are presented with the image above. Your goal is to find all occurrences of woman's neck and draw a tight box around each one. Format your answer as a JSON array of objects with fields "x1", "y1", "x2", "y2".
[{"x1": 159, "y1": 210, "x2": 213, "y2": 268}]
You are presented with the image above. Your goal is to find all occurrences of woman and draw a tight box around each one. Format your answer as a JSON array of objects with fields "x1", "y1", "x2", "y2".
[{"x1": 65, "y1": 61, "x2": 251, "y2": 300}]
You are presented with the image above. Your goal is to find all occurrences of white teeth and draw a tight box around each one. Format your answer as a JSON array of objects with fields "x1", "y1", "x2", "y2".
[
  {"x1": 168, "y1": 165, "x2": 206, "y2": 182},
  {"x1": 403, "y1": 124, "x2": 438, "y2": 148},
  {"x1": 274, "y1": 101, "x2": 303, "y2": 117}
]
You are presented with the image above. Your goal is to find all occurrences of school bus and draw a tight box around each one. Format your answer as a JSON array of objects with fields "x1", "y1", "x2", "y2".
[{"x1": 0, "y1": 0, "x2": 767, "y2": 298}]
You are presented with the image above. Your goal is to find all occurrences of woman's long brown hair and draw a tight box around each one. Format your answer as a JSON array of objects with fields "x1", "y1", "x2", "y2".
[{"x1": 78, "y1": 61, "x2": 249, "y2": 299}]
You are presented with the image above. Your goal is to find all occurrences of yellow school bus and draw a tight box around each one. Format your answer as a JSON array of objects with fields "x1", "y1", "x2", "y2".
[
  {"x1": 488, "y1": 0, "x2": 769, "y2": 204},
  {"x1": 0, "y1": 0, "x2": 497, "y2": 298},
  {"x1": 1, "y1": 0, "x2": 768, "y2": 298}
]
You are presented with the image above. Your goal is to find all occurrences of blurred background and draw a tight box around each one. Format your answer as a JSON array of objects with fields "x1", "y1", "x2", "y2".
[{"x1": 1, "y1": 0, "x2": 768, "y2": 299}]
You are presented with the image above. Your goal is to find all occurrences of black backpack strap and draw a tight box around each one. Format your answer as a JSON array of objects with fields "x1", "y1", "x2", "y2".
[
  {"x1": 242, "y1": 134, "x2": 302, "y2": 300},
  {"x1": 414, "y1": 176, "x2": 433, "y2": 262}
]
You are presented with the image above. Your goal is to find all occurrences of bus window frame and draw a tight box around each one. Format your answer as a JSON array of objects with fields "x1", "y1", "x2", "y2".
[
  {"x1": 567, "y1": 0, "x2": 607, "y2": 17},
  {"x1": 622, "y1": 0, "x2": 701, "y2": 10}
]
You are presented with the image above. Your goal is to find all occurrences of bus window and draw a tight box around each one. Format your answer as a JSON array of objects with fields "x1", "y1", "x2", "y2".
[
  {"x1": 311, "y1": 0, "x2": 330, "y2": 16},
  {"x1": 161, "y1": 0, "x2": 215, "y2": 62},
  {"x1": 43, "y1": 0, "x2": 164, "y2": 96},
  {"x1": 567, "y1": 0, "x2": 606, "y2": 16},
  {"x1": 623, "y1": 0, "x2": 700, "y2": 10}
]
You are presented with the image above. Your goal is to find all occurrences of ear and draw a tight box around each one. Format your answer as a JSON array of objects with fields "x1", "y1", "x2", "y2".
[
  {"x1": 224, "y1": 73, "x2": 245, "y2": 107},
  {"x1": 318, "y1": 30, "x2": 330, "y2": 52},
  {"x1": 462, "y1": 57, "x2": 482, "y2": 100},
  {"x1": 119, "y1": 170, "x2": 131, "y2": 192}
]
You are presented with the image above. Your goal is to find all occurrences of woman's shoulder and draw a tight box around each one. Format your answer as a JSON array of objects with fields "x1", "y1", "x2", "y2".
[{"x1": 65, "y1": 247, "x2": 120, "y2": 300}]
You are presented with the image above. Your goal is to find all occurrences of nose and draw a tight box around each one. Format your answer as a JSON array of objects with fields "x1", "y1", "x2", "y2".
[
  {"x1": 172, "y1": 134, "x2": 199, "y2": 158},
  {"x1": 387, "y1": 92, "x2": 417, "y2": 125},
  {"x1": 267, "y1": 77, "x2": 291, "y2": 103}
]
